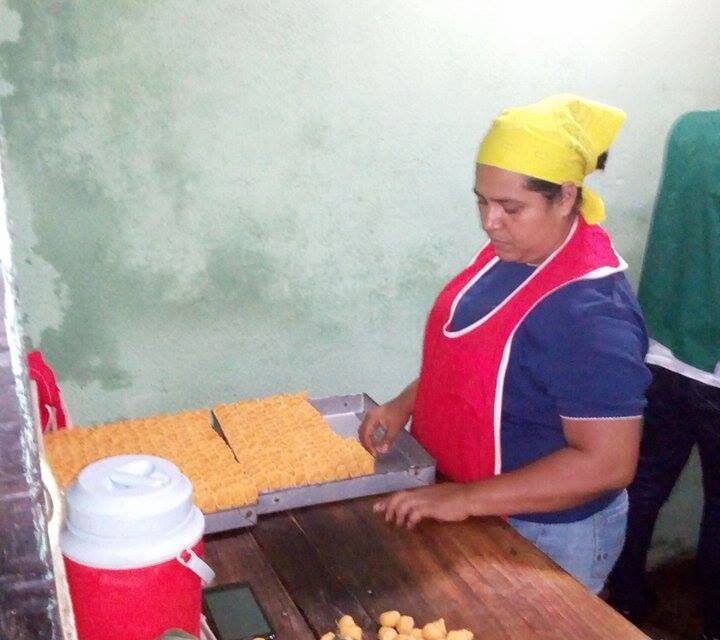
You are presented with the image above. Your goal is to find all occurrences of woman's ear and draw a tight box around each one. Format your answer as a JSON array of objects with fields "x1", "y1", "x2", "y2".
[{"x1": 560, "y1": 181, "x2": 579, "y2": 217}]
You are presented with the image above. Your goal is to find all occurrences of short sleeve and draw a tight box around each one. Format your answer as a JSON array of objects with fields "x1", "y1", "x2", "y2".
[{"x1": 530, "y1": 277, "x2": 652, "y2": 419}]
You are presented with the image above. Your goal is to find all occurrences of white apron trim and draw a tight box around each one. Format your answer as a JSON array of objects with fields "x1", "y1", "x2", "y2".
[
  {"x1": 492, "y1": 257, "x2": 627, "y2": 474},
  {"x1": 559, "y1": 415, "x2": 643, "y2": 420},
  {"x1": 435, "y1": 218, "x2": 629, "y2": 475},
  {"x1": 443, "y1": 217, "x2": 581, "y2": 338}
]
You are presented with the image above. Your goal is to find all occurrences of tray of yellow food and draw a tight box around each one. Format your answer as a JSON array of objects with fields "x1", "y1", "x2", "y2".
[
  {"x1": 213, "y1": 392, "x2": 436, "y2": 516},
  {"x1": 43, "y1": 392, "x2": 435, "y2": 535},
  {"x1": 43, "y1": 409, "x2": 260, "y2": 533}
]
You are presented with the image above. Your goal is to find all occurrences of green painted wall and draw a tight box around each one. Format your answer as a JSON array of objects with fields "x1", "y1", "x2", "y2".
[{"x1": 1, "y1": 0, "x2": 719, "y2": 563}]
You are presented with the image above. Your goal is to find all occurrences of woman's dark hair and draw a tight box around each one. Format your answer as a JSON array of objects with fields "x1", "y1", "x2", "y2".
[{"x1": 525, "y1": 151, "x2": 609, "y2": 211}]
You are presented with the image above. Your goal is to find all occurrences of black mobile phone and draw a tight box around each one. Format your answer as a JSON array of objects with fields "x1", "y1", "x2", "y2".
[{"x1": 202, "y1": 582, "x2": 276, "y2": 640}]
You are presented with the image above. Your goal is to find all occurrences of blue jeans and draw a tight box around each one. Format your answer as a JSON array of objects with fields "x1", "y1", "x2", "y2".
[
  {"x1": 509, "y1": 490, "x2": 628, "y2": 594},
  {"x1": 607, "y1": 365, "x2": 720, "y2": 634}
]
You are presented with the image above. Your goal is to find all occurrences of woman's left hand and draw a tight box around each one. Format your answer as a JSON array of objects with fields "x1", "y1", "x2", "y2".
[{"x1": 373, "y1": 483, "x2": 473, "y2": 529}]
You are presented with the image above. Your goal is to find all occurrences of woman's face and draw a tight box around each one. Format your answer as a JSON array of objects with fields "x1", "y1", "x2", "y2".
[{"x1": 474, "y1": 164, "x2": 577, "y2": 264}]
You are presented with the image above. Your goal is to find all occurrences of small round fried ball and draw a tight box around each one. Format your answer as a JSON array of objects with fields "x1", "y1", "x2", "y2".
[
  {"x1": 421, "y1": 622, "x2": 444, "y2": 640},
  {"x1": 396, "y1": 635, "x2": 411, "y2": 640},
  {"x1": 378, "y1": 626, "x2": 399, "y2": 640},
  {"x1": 397, "y1": 615, "x2": 414, "y2": 634},
  {"x1": 338, "y1": 615, "x2": 356, "y2": 629},
  {"x1": 410, "y1": 630, "x2": 423, "y2": 639},
  {"x1": 320, "y1": 634, "x2": 337, "y2": 640},
  {"x1": 379, "y1": 611, "x2": 401, "y2": 628},
  {"x1": 341, "y1": 625, "x2": 363, "y2": 640},
  {"x1": 446, "y1": 631, "x2": 474, "y2": 640}
]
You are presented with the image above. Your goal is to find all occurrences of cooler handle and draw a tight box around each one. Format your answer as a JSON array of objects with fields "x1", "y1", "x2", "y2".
[{"x1": 176, "y1": 547, "x2": 216, "y2": 585}]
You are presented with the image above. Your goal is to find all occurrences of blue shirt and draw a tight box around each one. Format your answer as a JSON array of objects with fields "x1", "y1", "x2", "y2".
[{"x1": 449, "y1": 260, "x2": 651, "y2": 523}]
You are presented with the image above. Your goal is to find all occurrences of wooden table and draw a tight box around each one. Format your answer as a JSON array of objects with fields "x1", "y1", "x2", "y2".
[{"x1": 205, "y1": 496, "x2": 649, "y2": 640}]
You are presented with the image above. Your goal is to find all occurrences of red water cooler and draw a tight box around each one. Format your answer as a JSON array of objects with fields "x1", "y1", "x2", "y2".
[{"x1": 60, "y1": 455, "x2": 215, "y2": 640}]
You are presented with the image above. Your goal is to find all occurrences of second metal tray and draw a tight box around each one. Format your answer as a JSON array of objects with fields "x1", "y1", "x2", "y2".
[
  {"x1": 205, "y1": 393, "x2": 435, "y2": 532},
  {"x1": 256, "y1": 393, "x2": 436, "y2": 515}
]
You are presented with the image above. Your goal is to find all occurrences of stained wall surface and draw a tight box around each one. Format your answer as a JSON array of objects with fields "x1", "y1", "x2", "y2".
[{"x1": 1, "y1": 0, "x2": 719, "y2": 562}]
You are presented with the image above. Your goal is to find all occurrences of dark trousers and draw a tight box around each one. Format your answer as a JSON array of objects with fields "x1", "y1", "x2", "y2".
[{"x1": 608, "y1": 365, "x2": 720, "y2": 632}]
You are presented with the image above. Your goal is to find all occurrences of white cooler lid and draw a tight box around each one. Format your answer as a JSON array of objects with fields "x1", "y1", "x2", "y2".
[{"x1": 60, "y1": 455, "x2": 205, "y2": 568}]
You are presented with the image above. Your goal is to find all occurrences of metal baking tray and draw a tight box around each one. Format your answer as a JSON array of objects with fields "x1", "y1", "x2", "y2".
[
  {"x1": 204, "y1": 503, "x2": 257, "y2": 535},
  {"x1": 257, "y1": 393, "x2": 435, "y2": 514},
  {"x1": 211, "y1": 393, "x2": 435, "y2": 519}
]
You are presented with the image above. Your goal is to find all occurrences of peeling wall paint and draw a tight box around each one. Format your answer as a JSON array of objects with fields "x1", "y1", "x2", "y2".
[{"x1": 1, "y1": 0, "x2": 719, "y2": 563}]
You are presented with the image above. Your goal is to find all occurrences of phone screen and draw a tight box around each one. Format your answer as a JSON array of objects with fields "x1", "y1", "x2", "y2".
[{"x1": 203, "y1": 583, "x2": 274, "y2": 640}]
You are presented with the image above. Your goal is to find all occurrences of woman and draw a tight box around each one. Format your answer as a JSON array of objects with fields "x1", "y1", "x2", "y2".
[{"x1": 359, "y1": 95, "x2": 652, "y2": 594}]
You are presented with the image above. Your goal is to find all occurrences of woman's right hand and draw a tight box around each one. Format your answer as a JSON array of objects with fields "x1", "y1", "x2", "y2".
[{"x1": 358, "y1": 397, "x2": 412, "y2": 457}]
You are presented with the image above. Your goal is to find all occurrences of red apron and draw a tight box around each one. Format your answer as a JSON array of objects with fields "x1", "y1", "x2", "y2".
[{"x1": 411, "y1": 217, "x2": 626, "y2": 482}]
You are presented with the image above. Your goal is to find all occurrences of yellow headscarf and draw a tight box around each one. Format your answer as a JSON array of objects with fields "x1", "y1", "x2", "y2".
[{"x1": 476, "y1": 94, "x2": 626, "y2": 224}]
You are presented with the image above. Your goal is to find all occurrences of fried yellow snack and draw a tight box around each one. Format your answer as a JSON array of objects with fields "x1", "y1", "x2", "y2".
[
  {"x1": 378, "y1": 628, "x2": 398, "y2": 640},
  {"x1": 215, "y1": 393, "x2": 375, "y2": 493},
  {"x1": 421, "y1": 621, "x2": 444, "y2": 640},
  {"x1": 378, "y1": 611, "x2": 401, "y2": 628},
  {"x1": 341, "y1": 625, "x2": 363, "y2": 640},
  {"x1": 43, "y1": 409, "x2": 258, "y2": 511},
  {"x1": 45, "y1": 392, "x2": 376, "y2": 514},
  {"x1": 337, "y1": 615, "x2": 356, "y2": 629},
  {"x1": 397, "y1": 616, "x2": 414, "y2": 634}
]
